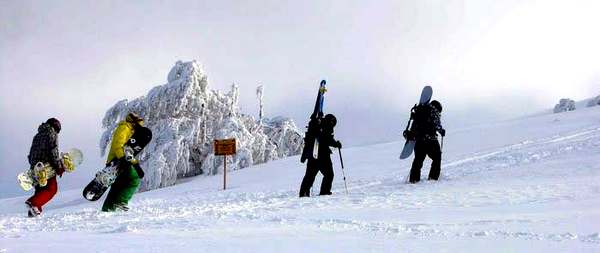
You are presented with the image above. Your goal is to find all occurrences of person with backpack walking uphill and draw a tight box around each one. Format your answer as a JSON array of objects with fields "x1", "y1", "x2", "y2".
[
  {"x1": 299, "y1": 114, "x2": 342, "y2": 197},
  {"x1": 405, "y1": 100, "x2": 445, "y2": 183}
]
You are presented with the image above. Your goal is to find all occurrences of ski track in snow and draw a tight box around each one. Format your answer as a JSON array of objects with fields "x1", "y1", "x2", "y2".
[
  {"x1": 444, "y1": 127, "x2": 600, "y2": 174},
  {"x1": 1, "y1": 117, "x2": 600, "y2": 251}
]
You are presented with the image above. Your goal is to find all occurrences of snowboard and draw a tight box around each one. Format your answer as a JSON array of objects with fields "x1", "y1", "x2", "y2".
[
  {"x1": 17, "y1": 148, "x2": 83, "y2": 191},
  {"x1": 301, "y1": 80, "x2": 327, "y2": 163},
  {"x1": 399, "y1": 86, "x2": 432, "y2": 159},
  {"x1": 83, "y1": 126, "x2": 152, "y2": 201}
]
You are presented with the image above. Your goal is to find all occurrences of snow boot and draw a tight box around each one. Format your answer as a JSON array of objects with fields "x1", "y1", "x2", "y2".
[
  {"x1": 26, "y1": 176, "x2": 58, "y2": 214},
  {"x1": 101, "y1": 165, "x2": 140, "y2": 212},
  {"x1": 114, "y1": 203, "x2": 130, "y2": 212},
  {"x1": 25, "y1": 201, "x2": 41, "y2": 218}
]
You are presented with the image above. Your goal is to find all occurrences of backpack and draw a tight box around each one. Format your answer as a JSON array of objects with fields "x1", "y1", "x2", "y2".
[{"x1": 410, "y1": 104, "x2": 435, "y2": 137}]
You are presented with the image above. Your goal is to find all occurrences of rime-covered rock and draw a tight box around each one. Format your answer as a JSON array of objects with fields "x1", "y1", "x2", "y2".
[
  {"x1": 263, "y1": 116, "x2": 304, "y2": 157},
  {"x1": 587, "y1": 95, "x2": 600, "y2": 107},
  {"x1": 99, "y1": 60, "x2": 303, "y2": 191},
  {"x1": 553, "y1": 98, "x2": 576, "y2": 113}
]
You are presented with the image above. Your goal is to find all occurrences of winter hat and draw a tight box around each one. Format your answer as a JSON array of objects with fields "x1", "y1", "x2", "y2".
[
  {"x1": 430, "y1": 100, "x2": 442, "y2": 113},
  {"x1": 324, "y1": 114, "x2": 337, "y2": 127},
  {"x1": 46, "y1": 118, "x2": 61, "y2": 133},
  {"x1": 126, "y1": 112, "x2": 144, "y2": 126}
]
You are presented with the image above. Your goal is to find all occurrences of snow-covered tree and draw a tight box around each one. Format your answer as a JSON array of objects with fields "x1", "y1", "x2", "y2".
[
  {"x1": 587, "y1": 95, "x2": 600, "y2": 107},
  {"x1": 256, "y1": 85, "x2": 264, "y2": 124},
  {"x1": 553, "y1": 98, "x2": 576, "y2": 113},
  {"x1": 100, "y1": 60, "x2": 303, "y2": 191}
]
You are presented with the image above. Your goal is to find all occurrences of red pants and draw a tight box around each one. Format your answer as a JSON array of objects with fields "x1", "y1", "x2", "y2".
[{"x1": 27, "y1": 176, "x2": 58, "y2": 212}]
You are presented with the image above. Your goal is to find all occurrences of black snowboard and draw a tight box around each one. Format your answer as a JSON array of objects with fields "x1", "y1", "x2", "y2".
[
  {"x1": 399, "y1": 86, "x2": 432, "y2": 159},
  {"x1": 83, "y1": 126, "x2": 152, "y2": 201},
  {"x1": 300, "y1": 80, "x2": 327, "y2": 163}
]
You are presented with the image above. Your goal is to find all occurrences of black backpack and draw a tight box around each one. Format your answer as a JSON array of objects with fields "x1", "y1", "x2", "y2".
[{"x1": 410, "y1": 104, "x2": 434, "y2": 136}]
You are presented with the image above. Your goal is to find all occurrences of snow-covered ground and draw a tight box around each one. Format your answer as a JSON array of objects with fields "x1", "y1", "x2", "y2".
[{"x1": 1, "y1": 106, "x2": 599, "y2": 252}]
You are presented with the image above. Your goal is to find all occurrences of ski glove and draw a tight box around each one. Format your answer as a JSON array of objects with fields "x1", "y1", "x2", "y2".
[
  {"x1": 106, "y1": 159, "x2": 119, "y2": 167},
  {"x1": 133, "y1": 163, "x2": 145, "y2": 178},
  {"x1": 439, "y1": 129, "x2": 446, "y2": 137},
  {"x1": 106, "y1": 157, "x2": 131, "y2": 169},
  {"x1": 334, "y1": 141, "x2": 342, "y2": 149},
  {"x1": 403, "y1": 130, "x2": 415, "y2": 140},
  {"x1": 54, "y1": 159, "x2": 66, "y2": 177}
]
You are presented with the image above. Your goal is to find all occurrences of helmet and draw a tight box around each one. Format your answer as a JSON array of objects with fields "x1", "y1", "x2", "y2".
[
  {"x1": 430, "y1": 100, "x2": 442, "y2": 113},
  {"x1": 323, "y1": 114, "x2": 337, "y2": 127},
  {"x1": 46, "y1": 118, "x2": 61, "y2": 133}
]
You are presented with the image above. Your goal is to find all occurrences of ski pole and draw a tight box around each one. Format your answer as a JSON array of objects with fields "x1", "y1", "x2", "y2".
[{"x1": 338, "y1": 148, "x2": 349, "y2": 194}]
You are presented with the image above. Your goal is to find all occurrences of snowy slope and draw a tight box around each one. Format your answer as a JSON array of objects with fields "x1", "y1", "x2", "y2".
[{"x1": 1, "y1": 106, "x2": 599, "y2": 252}]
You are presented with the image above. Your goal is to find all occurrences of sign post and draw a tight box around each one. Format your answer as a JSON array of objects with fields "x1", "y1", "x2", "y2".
[{"x1": 214, "y1": 138, "x2": 236, "y2": 190}]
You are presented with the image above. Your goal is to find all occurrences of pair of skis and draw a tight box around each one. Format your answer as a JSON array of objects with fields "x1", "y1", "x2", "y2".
[
  {"x1": 301, "y1": 80, "x2": 348, "y2": 194},
  {"x1": 300, "y1": 80, "x2": 327, "y2": 163}
]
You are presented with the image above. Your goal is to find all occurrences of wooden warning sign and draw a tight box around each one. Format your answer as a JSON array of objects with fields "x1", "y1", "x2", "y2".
[
  {"x1": 214, "y1": 138, "x2": 236, "y2": 156},
  {"x1": 214, "y1": 138, "x2": 236, "y2": 190}
]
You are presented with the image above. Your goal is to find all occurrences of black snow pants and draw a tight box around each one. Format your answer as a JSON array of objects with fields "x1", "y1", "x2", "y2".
[
  {"x1": 299, "y1": 157, "x2": 334, "y2": 197},
  {"x1": 409, "y1": 139, "x2": 441, "y2": 183}
]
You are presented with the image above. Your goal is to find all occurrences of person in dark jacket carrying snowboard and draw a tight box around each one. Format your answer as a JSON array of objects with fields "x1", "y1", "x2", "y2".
[
  {"x1": 299, "y1": 114, "x2": 342, "y2": 197},
  {"x1": 406, "y1": 100, "x2": 446, "y2": 183},
  {"x1": 25, "y1": 118, "x2": 66, "y2": 217}
]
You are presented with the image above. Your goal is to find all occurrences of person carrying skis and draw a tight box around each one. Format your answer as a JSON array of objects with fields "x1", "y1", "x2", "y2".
[
  {"x1": 25, "y1": 118, "x2": 66, "y2": 217},
  {"x1": 299, "y1": 114, "x2": 342, "y2": 197},
  {"x1": 406, "y1": 100, "x2": 445, "y2": 183},
  {"x1": 101, "y1": 112, "x2": 146, "y2": 212}
]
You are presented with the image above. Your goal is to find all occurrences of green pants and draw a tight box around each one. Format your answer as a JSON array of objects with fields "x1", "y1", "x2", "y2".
[{"x1": 102, "y1": 165, "x2": 140, "y2": 212}]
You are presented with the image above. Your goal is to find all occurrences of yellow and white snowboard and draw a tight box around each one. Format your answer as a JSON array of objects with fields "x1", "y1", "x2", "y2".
[{"x1": 17, "y1": 148, "x2": 83, "y2": 191}]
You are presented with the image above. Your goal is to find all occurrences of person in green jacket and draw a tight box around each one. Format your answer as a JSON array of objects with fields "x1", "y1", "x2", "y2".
[{"x1": 102, "y1": 113, "x2": 145, "y2": 212}]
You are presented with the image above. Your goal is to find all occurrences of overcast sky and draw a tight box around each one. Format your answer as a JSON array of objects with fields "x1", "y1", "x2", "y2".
[{"x1": 1, "y1": 0, "x2": 599, "y2": 198}]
